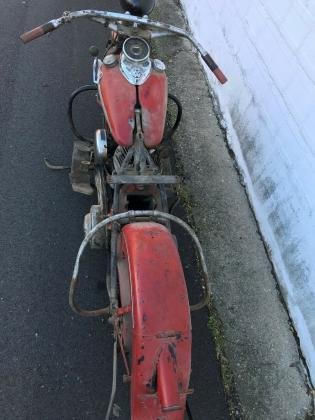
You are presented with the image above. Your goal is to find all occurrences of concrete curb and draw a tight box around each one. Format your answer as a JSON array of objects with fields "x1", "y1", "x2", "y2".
[{"x1": 153, "y1": 0, "x2": 313, "y2": 418}]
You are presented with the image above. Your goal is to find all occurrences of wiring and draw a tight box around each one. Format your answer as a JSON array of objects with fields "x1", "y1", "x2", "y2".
[
  {"x1": 165, "y1": 93, "x2": 182, "y2": 139},
  {"x1": 68, "y1": 84, "x2": 98, "y2": 143}
]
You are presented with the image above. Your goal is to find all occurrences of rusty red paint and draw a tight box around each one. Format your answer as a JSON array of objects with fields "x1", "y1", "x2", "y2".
[
  {"x1": 98, "y1": 62, "x2": 136, "y2": 147},
  {"x1": 119, "y1": 222, "x2": 191, "y2": 419},
  {"x1": 116, "y1": 305, "x2": 132, "y2": 316},
  {"x1": 138, "y1": 71, "x2": 168, "y2": 148},
  {"x1": 99, "y1": 64, "x2": 167, "y2": 149}
]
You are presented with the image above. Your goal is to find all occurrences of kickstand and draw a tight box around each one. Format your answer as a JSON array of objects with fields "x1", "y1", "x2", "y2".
[{"x1": 44, "y1": 157, "x2": 70, "y2": 170}]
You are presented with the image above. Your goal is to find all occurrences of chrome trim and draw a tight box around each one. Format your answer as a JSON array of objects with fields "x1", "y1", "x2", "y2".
[
  {"x1": 122, "y1": 37, "x2": 150, "y2": 62},
  {"x1": 153, "y1": 58, "x2": 166, "y2": 72},
  {"x1": 103, "y1": 54, "x2": 117, "y2": 67},
  {"x1": 120, "y1": 53, "x2": 152, "y2": 86},
  {"x1": 94, "y1": 129, "x2": 108, "y2": 164},
  {"x1": 51, "y1": 10, "x2": 208, "y2": 56},
  {"x1": 93, "y1": 58, "x2": 102, "y2": 84}
]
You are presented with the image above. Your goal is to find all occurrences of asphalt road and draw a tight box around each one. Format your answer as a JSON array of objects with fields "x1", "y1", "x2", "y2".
[{"x1": 0, "y1": 1, "x2": 228, "y2": 419}]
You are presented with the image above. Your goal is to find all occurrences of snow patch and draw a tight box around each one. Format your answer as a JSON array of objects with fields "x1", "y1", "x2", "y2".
[{"x1": 181, "y1": 0, "x2": 315, "y2": 383}]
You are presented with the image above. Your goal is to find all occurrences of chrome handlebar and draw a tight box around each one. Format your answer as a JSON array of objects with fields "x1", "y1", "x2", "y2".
[{"x1": 20, "y1": 10, "x2": 227, "y2": 84}]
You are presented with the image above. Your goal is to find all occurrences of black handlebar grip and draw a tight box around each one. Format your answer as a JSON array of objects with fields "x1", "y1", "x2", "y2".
[
  {"x1": 20, "y1": 22, "x2": 56, "y2": 44},
  {"x1": 202, "y1": 53, "x2": 228, "y2": 84}
]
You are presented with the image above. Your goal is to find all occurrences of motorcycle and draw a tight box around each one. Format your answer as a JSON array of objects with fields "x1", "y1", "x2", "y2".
[{"x1": 20, "y1": 1, "x2": 227, "y2": 418}]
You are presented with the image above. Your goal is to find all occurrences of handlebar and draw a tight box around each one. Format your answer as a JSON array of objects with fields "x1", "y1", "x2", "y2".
[
  {"x1": 201, "y1": 53, "x2": 227, "y2": 85},
  {"x1": 20, "y1": 21, "x2": 58, "y2": 43},
  {"x1": 20, "y1": 10, "x2": 227, "y2": 84}
]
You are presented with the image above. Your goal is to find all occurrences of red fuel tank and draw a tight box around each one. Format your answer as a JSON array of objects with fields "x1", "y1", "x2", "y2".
[
  {"x1": 138, "y1": 70, "x2": 168, "y2": 148},
  {"x1": 98, "y1": 61, "x2": 167, "y2": 148},
  {"x1": 98, "y1": 63, "x2": 136, "y2": 148}
]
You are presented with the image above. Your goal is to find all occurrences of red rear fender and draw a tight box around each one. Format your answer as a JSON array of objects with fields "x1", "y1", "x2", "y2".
[{"x1": 120, "y1": 222, "x2": 192, "y2": 420}]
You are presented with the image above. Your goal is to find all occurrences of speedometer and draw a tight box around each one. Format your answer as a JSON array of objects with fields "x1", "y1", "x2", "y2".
[{"x1": 123, "y1": 37, "x2": 150, "y2": 62}]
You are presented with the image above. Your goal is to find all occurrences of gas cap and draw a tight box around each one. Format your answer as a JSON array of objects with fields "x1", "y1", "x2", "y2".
[
  {"x1": 103, "y1": 54, "x2": 118, "y2": 67},
  {"x1": 153, "y1": 59, "x2": 166, "y2": 72}
]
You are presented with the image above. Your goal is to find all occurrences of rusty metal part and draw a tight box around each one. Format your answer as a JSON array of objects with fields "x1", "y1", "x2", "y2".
[
  {"x1": 69, "y1": 277, "x2": 110, "y2": 318},
  {"x1": 117, "y1": 184, "x2": 161, "y2": 214},
  {"x1": 70, "y1": 210, "x2": 211, "y2": 316},
  {"x1": 110, "y1": 223, "x2": 119, "y2": 311},
  {"x1": 111, "y1": 115, "x2": 160, "y2": 177},
  {"x1": 94, "y1": 168, "x2": 108, "y2": 216},
  {"x1": 69, "y1": 141, "x2": 94, "y2": 195},
  {"x1": 83, "y1": 205, "x2": 106, "y2": 249},
  {"x1": 116, "y1": 318, "x2": 131, "y2": 377},
  {"x1": 83, "y1": 166, "x2": 109, "y2": 249},
  {"x1": 44, "y1": 158, "x2": 70, "y2": 170},
  {"x1": 107, "y1": 174, "x2": 179, "y2": 184}
]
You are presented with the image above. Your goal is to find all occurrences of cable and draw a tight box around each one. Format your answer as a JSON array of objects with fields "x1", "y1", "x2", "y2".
[
  {"x1": 164, "y1": 93, "x2": 182, "y2": 140},
  {"x1": 105, "y1": 339, "x2": 118, "y2": 420},
  {"x1": 68, "y1": 84, "x2": 98, "y2": 143},
  {"x1": 69, "y1": 277, "x2": 110, "y2": 317}
]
